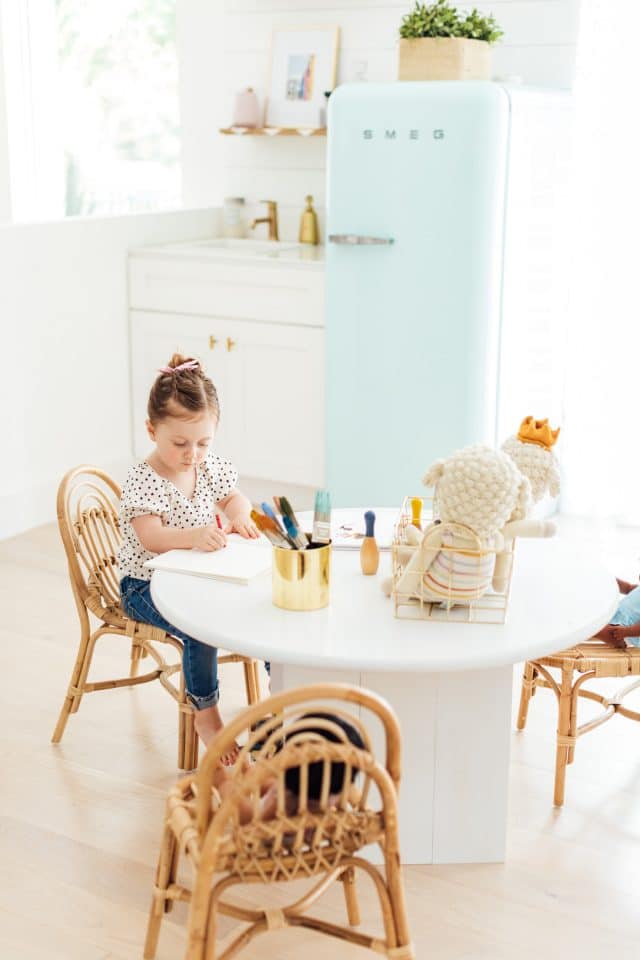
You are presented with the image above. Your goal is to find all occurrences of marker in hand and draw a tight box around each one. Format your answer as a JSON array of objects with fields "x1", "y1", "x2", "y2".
[{"x1": 215, "y1": 511, "x2": 227, "y2": 546}]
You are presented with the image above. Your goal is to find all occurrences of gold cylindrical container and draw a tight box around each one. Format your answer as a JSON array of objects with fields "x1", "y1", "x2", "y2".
[{"x1": 272, "y1": 537, "x2": 331, "y2": 611}]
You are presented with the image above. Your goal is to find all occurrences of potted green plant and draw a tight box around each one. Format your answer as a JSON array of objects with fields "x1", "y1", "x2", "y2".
[{"x1": 398, "y1": 0, "x2": 503, "y2": 81}]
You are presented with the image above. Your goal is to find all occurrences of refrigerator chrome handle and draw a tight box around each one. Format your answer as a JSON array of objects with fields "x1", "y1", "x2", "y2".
[{"x1": 328, "y1": 233, "x2": 394, "y2": 246}]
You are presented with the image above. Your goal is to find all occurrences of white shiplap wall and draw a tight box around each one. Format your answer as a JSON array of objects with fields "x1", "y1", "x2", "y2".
[{"x1": 217, "y1": 0, "x2": 581, "y2": 241}]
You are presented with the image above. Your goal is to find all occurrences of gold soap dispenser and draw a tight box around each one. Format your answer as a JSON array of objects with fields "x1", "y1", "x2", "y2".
[{"x1": 299, "y1": 194, "x2": 319, "y2": 245}]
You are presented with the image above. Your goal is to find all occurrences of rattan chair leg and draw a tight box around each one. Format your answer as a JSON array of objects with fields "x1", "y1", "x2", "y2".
[
  {"x1": 144, "y1": 823, "x2": 178, "y2": 959},
  {"x1": 340, "y1": 867, "x2": 361, "y2": 926},
  {"x1": 144, "y1": 823, "x2": 180, "y2": 960},
  {"x1": 164, "y1": 837, "x2": 182, "y2": 917},
  {"x1": 252, "y1": 660, "x2": 261, "y2": 704},
  {"x1": 130, "y1": 638, "x2": 145, "y2": 679},
  {"x1": 51, "y1": 600, "x2": 93, "y2": 741},
  {"x1": 51, "y1": 662, "x2": 87, "y2": 742},
  {"x1": 242, "y1": 660, "x2": 260, "y2": 706},
  {"x1": 51, "y1": 618, "x2": 96, "y2": 741},
  {"x1": 51, "y1": 691, "x2": 76, "y2": 744},
  {"x1": 182, "y1": 706, "x2": 198, "y2": 771},
  {"x1": 178, "y1": 704, "x2": 186, "y2": 771},
  {"x1": 554, "y1": 667, "x2": 573, "y2": 807},
  {"x1": 568, "y1": 683, "x2": 580, "y2": 765},
  {"x1": 516, "y1": 662, "x2": 537, "y2": 731},
  {"x1": 203, "y1": 891, "x2": 219, "y2": 960},
  {"x1": 186, "y1": 892, "x2": 209, "y2": 960},
  {"x1": 382, "y1": 847, "x2": 413, "y2": 955},
  {"x1": 71, "y1": 628, "x2": 107, "y2": 713},
  {"x1": 177, "y1": 665, "x2": 198, "y2": 771},
  {"x1": 143, "y1": 895, "x2": 162, "y2": 960}
]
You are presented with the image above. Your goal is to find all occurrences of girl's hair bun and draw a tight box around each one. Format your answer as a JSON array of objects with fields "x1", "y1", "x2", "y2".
[
  {"x1": 157, "y1": 353, "x2": 201, "y2": 376},
  {"x1": 167, "y1": 352, "x2": 199, "y2": 371},
  {"x1": 148, "y1": 353, "x2": 219, "y2": 423}
]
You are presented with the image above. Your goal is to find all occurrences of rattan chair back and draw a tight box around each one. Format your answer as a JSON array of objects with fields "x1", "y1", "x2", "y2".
[
  {"x1": 145, "y1": 682, "x2": 414, "y2": 960},
  {"x1": 57, "y1": 465, "x2": 124, "y2": 621},
  {"x1": 199, "y1": 684, "x2": 399, "y2": 875}
]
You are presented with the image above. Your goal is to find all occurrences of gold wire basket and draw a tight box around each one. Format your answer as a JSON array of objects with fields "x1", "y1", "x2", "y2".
[{"x1": 390, "y1": 495, "x2": 514, "y2": 624}]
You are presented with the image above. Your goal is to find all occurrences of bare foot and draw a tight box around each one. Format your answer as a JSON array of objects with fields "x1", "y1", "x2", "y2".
[
  {"x1": 616, "y1": 578, "x2": 637, "y2": 595},
  {"x1": 593, "y1": 625, "x2": 627, "y2": 649},
  {"x1": 194, "y1": 705, "x2": 240, "y2": 765}
]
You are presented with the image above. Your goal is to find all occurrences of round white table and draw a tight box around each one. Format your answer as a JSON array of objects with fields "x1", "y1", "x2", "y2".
[{"x1": 151, "y1": 534, "x2": 618, "y2": 865}]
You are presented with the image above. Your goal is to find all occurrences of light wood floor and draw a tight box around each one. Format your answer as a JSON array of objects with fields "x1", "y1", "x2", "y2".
[{"x1": 2, "y1": 519, "x2": 640, "y2": 960}]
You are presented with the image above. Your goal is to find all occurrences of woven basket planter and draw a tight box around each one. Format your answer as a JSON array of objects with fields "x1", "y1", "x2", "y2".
[{"x1": 398, "y1": 37, "x2": 491, "y2": 81}]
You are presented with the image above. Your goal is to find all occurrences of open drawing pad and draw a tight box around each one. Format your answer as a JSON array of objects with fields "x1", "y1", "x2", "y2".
[{"x1": 144, "y1": 535, "x2": 272, "y2": 584}]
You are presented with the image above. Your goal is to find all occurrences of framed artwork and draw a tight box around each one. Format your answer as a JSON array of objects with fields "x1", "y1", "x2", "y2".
[{"x1": 266, "y1": 25, "x2": 339, "y2": 129}]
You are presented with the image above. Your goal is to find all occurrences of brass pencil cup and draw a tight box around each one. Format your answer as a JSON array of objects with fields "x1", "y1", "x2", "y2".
[{"x1": 272, "y1": 537, "x2": 331, "y2": 611}]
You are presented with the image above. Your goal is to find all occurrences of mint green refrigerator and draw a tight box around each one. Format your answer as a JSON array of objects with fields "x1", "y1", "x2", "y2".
[{"x1": 326, "y1": 81, "x2": 516, "y2": 506}]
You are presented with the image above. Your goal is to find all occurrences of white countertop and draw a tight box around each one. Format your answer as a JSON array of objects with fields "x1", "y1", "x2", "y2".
[
  {"x1": 151, "y1": 535, "x2": 619, "y2": 673},
  {"x1": 129, "y1": 237, "x2": 325, "y2": 269}
]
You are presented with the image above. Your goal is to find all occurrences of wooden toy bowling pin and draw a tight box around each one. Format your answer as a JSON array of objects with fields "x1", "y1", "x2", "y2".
[
  {"x1": 360, "y1": 510, "x2": 379, "y2": 575},
  {"x1": 410, "y1": 497, "x2": 422, "y2": 531}
]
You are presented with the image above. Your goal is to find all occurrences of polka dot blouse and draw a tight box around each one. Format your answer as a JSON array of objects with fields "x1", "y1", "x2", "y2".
[{"x1": 117, "y1": 452, "x2": 238, "y2": 581}]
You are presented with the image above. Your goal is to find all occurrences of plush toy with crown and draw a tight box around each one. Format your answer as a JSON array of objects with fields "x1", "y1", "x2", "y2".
[
  {"x1": 385, "y1": 444, "x2": 556, "y2": 617},
  {"x1": 501, "y1": 416, "x2": 561, "y2": 504}
]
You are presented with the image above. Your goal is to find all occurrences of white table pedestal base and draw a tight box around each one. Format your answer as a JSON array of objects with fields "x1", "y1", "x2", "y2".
[{"x1": 269, "y1": 662, "x2": 513, "y2": 865}]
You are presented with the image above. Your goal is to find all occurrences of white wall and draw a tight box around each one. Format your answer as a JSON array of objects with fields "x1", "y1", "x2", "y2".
[
  {"x1": 177, "y1": 0, "x2": 226, "y2": 209},
  {"x1": 0, "y1": 15, "x2": 11, "y2": 221},
  {"x1": 179, "y1": 0, "x2": 581, "y2": 239},
  {"x1": 0, "y1": 207, "x2": 220, "y2": 540}
]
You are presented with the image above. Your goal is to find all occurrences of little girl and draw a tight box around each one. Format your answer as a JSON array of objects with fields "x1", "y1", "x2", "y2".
[{"x1": 118, "y1": 353, "x2": 259, "y2": 763}]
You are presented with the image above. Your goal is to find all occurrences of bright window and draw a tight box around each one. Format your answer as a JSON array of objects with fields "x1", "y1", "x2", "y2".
[{"x1": 2, "y1": 0, "x2": 181, "y2": 220}]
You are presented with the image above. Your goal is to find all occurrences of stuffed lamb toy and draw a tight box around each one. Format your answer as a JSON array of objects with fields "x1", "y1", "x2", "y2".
[
  {"x1": 501, "y1": 416, "x2": 561, "y2": 504},
  {"x1": 386, "y1": 444, "x2": 556, "y2": 604}
]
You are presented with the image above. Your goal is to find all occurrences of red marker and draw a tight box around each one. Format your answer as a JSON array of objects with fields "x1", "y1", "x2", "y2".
[{"x1": 215, "y1": 512, "x2": 223, "y2": 531}]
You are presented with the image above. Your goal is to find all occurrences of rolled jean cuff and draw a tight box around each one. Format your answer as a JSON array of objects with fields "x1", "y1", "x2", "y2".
[{"x1": 187, "y1": 685, "x2": 220, "y2": 710}]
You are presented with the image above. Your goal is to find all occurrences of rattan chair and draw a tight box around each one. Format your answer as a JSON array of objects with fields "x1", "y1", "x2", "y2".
[
  {"x1": 517, "y1": 641, "x2": 640, "y2": 805},
  {"x1": 144, "y1": 682, "x2": 414, "y2": 960},
  {"x1": 51, "y1": 465, "x2": 261, "y2": 770}
]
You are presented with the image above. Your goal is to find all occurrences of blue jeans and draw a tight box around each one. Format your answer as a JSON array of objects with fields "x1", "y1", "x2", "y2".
[{"x1": 120, "y1": 576, "x2": 220, "y2": 709}]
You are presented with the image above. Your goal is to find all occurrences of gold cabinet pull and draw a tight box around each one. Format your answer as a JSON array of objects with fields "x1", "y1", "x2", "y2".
[
  {"x1": 209, "y1": 335, "x2": 218, "y2": 350},
  {"x1": 226, "y1": 337, "x2": 236, "y2": 352}
]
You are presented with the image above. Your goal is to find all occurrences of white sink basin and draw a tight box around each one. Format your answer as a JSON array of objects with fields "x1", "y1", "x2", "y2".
[
  {"x1": 138, "y1": 237, "x2": 325, "y2": 267},
  {"x1": 191, "y1": 238, "x2": 300, "y2": 256}
]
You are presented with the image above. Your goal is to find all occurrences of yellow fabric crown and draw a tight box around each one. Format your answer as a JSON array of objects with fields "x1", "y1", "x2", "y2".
[{"x1": 517, "y1": 416, "x2": 560, "y2": 450}]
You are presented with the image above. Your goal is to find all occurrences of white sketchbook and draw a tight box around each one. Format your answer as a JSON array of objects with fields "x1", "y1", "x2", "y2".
[{"x1": 144, "y1": 535, "x2": 272, "y2": 584}]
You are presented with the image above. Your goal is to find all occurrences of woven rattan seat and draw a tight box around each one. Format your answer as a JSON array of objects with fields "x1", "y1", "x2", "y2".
[
  {"x1": 517, "y1": 639, "x2": 640, "y2": 805},
  {"x1": 144, "y1": 683, "x2": 415, "y2": 960},
  {"x1": 51, "y1": 465, "x2": 261, "y2": 771}
]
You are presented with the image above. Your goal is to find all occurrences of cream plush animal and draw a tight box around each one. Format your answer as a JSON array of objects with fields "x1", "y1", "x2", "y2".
[
  {"x1": 501, "y1": 416, "x2": 561, "y2": 504},
  {"x1": 387, "y1": 444, "x2": 556, "y2": 604}
]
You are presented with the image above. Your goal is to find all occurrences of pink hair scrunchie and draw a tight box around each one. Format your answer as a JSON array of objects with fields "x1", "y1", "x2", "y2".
[{"x1": 157, "y1": 360, "x2": 200, "y2": 375}]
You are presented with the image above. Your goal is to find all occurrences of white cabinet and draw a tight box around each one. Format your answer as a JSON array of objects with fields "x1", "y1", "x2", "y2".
[{"x1": 129, "y1": 251, "x2": 325, "y2": 487}]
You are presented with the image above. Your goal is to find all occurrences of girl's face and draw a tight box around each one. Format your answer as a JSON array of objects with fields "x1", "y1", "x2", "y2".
[{"x1": 146, "y1": 410, "x2": 217, "y2": 473}]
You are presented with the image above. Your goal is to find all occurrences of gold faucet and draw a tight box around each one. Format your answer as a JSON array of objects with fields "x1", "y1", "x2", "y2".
[{"x1": 250, "y1": 200, "x2": 279, "y2": 241}]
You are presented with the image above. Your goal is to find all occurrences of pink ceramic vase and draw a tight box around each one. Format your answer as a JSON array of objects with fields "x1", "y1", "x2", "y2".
[{"x1": 232, "y1": 88, "x2": 260, "y2": 128}]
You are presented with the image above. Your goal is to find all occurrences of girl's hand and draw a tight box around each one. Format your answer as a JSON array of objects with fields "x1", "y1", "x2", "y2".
[
  {"x1": 610, "y1": 626, "x2": 631, "y2": 646},
  {"x1": 192, "y1": 524, "x2": 227, "y2": 552},
  {"x1": 597, "y1": 624, "x2": 627, "y2": 648},
  {"x1": 225, "y1": 515, "x2": 260, "y2": 539}
]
